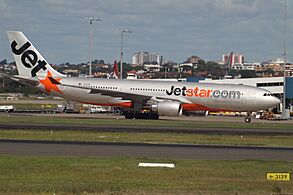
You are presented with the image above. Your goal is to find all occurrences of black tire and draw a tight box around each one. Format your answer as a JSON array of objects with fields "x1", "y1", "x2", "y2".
[
  {"x1": 150, "y1": 113, "x2": 159, "y2": 120},
  {"x1": 245, "y1": 117, "x2": 251, "y2": 123},
  {"x1": 134, "y1": 113, "x2": 150, "y2": 119},
  {"x1": 125, "y1": 112, "x2": 134, "y2": 119}
]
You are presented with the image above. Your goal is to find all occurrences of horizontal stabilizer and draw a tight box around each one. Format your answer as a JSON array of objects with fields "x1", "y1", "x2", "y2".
[{"x1": 48, "y1": 77, "x2": 61, "y2": 84}]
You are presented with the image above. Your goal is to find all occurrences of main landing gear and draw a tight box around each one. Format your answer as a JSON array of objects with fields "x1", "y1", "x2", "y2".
[
  {"x1": 244, "y1": 117, "x2": 251, "y2": 123},
  {"x1": 244, "y1": 112, "x2": 252, "y2": 123},
  {"x1": 124, "y1": 111, "x2": 159, "y2": 120}
]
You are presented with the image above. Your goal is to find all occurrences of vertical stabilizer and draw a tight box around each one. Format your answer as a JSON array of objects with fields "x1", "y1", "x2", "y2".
[
  {"x1": 7, "y1": 31, "x2": 66, "y2": 78},
  {"x1": 113, "y1": 60, "x2": 119, "y2": 79}
]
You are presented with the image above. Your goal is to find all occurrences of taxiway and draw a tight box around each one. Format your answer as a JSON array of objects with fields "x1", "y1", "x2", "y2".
[{"x1": 1, "y1": 139, "x2": 293, "y2": 160}]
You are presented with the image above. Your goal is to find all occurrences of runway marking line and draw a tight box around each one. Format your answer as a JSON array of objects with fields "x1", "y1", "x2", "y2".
[{"x1": 138, "y1": 163, "x2": 175, "y2": 168}]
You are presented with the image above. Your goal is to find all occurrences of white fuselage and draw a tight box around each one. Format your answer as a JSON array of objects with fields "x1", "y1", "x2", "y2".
[{"x1": 42, "y1": 77, "x2": 280, "y2": 112}]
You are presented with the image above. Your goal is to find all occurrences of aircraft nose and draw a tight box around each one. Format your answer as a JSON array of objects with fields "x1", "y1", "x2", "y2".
[{"x1": 271, "y1": 96, "x2": 281, "y2": 106}]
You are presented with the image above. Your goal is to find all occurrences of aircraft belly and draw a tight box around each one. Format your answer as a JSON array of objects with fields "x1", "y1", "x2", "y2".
[{"x1": 201, "y1": 99, "x2": 267, "y2": 112}]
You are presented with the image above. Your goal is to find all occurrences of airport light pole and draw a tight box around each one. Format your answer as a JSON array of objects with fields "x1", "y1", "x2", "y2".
[
  {"x1": 164, "y1": 65, "x2": 167, "y2": 79},
  {"x1": 84, "y1": 17, "x2": 101, "y2": 77},
  {"x1": 120, "y1": 29, "x2": 132, "y2": 79},
  {"x1": 282, "y1": 0, "x2": 288, "y2": 118}
]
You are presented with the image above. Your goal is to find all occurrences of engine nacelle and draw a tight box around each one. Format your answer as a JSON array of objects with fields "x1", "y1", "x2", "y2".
[{"x1": 150, "y1": 101, "x2": 182, "y2": 116}]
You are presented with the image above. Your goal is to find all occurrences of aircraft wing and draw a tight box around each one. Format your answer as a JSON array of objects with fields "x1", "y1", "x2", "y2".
[
  {"x1": 90, "y1": 88, "x2": 184, "y2": 103},
  {"x1": 49, "y1": 77, "x2": 152, "y2": 103},
  {"x1": 91, "y1": 89, "x2": 151, "y2": 103},
  {"x1": 49, "y1": 77, "x2": 184, "y2": 104}
]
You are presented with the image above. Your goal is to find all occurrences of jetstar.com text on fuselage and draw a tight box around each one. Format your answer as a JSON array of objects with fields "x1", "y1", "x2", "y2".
[{"x1": 166, "y1": 86, "x2": 242, "y2": 99}]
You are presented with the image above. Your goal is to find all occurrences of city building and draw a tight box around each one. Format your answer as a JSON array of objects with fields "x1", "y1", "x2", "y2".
[
  {"x1": 175, "y1": 55, "x2": 203, "y2": 69},
  {"x1": 126, "y1": 70, "x2": 138, "y2": 80},
  {"x1": 144, "y1": 64, "x2": 161, "y2": 72},
  {"x1": 222, "y1": 52, "x2": 244, "y2": 69},
  {"x1": 63, "y1": 69, "x2": 79, "y2": 77},
  {"x1": 186, "y1": 56, "x2": 204, "y2": 64},
  {"x1": 262, "y1": 58, "x2": 285, "y2": 66},
  {"x1": 233, "y1": 63, "x2": 261, "y2": 71},
  {"x1": 177, "y1": 62, "x2": 198, "y2": 69},
  {"x1": 132, "y1": 52, "x2": 162, "y2": 66}
]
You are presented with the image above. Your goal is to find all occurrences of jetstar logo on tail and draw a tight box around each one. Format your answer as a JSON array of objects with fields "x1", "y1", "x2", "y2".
[
  {"x1": 11, "y1": 40, "x2": 47, "y2": 77},
  {"x1": 166, "y1": 86, "x2": 241, "y2": 99},
  {"x1": 39, "y1": 71, "x2": 63, "y2": 94}
]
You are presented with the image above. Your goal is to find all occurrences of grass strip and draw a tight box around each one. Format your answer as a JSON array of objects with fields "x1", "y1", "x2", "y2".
[
  {"x1": 0, "y1": 155, "x2": 292, "y2": 194},
  {"x1": 1, "y1": 129, "x2": 293, "y2": 147}
]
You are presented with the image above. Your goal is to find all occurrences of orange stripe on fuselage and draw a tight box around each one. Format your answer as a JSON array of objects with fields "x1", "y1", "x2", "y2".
[
  {"x1": 182, "y1": 103, "x2": 234, "y2": 112},
  {"x1": 182, "y1": 104, "x2": 209, "y2": 111}
]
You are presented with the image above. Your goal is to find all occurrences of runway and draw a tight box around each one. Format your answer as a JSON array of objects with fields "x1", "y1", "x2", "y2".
[
  {"x1": 1, "y1": 139, "x2": 293, "y2": 160},
  {"x1": 1, "y1": 123, "x2": 293, "y2": 135}
]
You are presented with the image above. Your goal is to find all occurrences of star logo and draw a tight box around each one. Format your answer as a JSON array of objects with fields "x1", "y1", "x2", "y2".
[{"x1": 39, "y1": 71, "x2": 63, "y2": 94}]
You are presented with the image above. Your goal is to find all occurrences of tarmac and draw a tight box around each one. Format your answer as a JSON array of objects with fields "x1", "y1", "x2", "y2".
[
  {"x1": 4, "y1": 112, "x2": 293, "y2": 123},
  {"x1": 1, "y1": 139, "x2": 293, "y2": 160},
  {"x1": 0, "y1": 123, "x2": 293, "y2": 135}
]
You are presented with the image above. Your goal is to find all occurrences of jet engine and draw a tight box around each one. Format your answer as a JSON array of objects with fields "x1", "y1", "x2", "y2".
[{"x1": 149, "y1": 101, "x2": 182, "y2": 116}]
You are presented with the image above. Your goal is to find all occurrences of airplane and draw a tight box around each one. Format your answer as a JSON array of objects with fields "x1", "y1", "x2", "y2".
[
  {"x1": 6, "y1": 31, "x2": 281, "y2": 122},
  {"x1": 107, "y1": 60, "x2": 119, "y2": 79},
  {"x1": 113, "y1": 60, "x2": 119, "y2": 79}
]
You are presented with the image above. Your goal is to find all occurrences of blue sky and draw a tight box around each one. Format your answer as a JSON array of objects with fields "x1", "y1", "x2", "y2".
[{"x1": 0, "y1": 0, "x2": 292, "y2": 64}]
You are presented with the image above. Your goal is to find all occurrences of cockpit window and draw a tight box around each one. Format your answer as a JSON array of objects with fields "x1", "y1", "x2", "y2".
[{"x1": 263, "y1": 93, "x2": 272, "y2": 96}]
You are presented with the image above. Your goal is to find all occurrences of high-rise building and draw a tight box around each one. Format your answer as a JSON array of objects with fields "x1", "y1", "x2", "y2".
[
  {"x1": 222, "y1": 52, "x2": 244, "y2": 69},
  {"x1": 132, "y1": 52, "x2": 162, "y2": 66}
]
